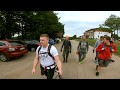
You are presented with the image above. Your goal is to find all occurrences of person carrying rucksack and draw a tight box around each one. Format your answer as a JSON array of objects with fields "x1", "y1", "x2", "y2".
[
  {"x1": 76, "y1": 35, "x2": 89, "y2": 64},
  {"x1": 95, "y1": 36, "x2": 116, "y2": 76},
  {"x1": 61, "y1": 36, "x2": 71, "y2": 63},
  {"x1": 32, "y1": 34, "x2": 62, "y2": 79}
]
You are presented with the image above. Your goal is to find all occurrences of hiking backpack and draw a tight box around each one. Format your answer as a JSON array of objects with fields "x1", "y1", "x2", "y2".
[
  {"x1": 102, "y1": 44, "x2": 113, "y2": 52},
  {"x1": 37, "y1": 44, "x2": 54, "y2": 60}
]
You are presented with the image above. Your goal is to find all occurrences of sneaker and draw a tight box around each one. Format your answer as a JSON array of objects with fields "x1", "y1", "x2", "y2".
[
  {"x1": 79, "y1": 61, "x2": 83, "y2": 64},
  {"x1": 96, "y1": 72, "x2": 99, "y2": 76}
]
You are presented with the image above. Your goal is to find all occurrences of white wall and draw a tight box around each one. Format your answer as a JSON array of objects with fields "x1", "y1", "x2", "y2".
[{"x1": 94, "y1": 31, "x2": 111, "y2": 39}]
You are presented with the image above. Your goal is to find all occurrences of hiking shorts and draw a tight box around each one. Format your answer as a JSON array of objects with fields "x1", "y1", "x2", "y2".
[
  {"x1": 98, "y1": 58, "x2": 111, "y2": 67},
  {"x1": 63, "y1": 49, "x2": 69, "y2": 56}
]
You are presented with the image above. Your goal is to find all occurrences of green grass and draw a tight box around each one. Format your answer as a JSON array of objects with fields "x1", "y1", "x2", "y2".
[{"x1": 75, "y1": 39, "x2": 120, "y2": 56}]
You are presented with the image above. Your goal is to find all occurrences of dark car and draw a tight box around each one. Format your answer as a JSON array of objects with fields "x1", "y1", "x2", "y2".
[
  {"x1": 23, "y1": 40, "x2": 40, "y2": 51},
  {"x1": 0, "y1": 40, "x2": 28, "y2": 62}
]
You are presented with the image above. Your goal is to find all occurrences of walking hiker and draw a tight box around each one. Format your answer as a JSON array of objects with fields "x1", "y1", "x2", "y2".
[
  {"x1": 76, "y1": 35, "x2": 89, "y2": 64},
  {"x1": 93, "y1": 36, "x2": 104, "y2": 64},
  {"x1": 32, "y1": 34, "x2": 62, "y2": 79},
  {"x1": 61, "y1": 36, "x2": 71, "y2": 63},
  {"x1": 95, "y1": 36, "x2": 116, "y2": 76}
]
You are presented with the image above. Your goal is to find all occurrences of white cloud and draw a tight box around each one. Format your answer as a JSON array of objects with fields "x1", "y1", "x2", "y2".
[{"x1": 54, "y1": 11, "x2": 120, "y2": 37}]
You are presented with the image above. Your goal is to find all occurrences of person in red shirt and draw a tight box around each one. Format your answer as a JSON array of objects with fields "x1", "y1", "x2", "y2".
[{"x1": 95, "y1": 36, "x2": 116, "y2": 76}]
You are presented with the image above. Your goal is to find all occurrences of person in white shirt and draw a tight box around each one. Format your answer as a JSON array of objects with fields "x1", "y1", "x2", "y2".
[
  {"x1": 93, "y1": 36, "x2": 104, "y2": 60},
  {"x1": 32, "y1": 34, "x2": 62, "y2": 79}
]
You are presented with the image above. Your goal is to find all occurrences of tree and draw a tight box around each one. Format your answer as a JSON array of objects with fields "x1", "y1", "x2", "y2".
[{"x1": 99, "y1": 14, "x2": 120, "y2": 39}]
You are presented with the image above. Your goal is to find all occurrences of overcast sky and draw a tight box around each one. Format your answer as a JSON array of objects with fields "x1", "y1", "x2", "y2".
[{"x1": 54, "y1": 11, "x2": 120, "y2": 37}]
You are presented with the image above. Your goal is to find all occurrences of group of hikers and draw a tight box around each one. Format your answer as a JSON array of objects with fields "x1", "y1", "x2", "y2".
[{"x1": 31, "y1": 33, "x2": 117, "y2": 79}]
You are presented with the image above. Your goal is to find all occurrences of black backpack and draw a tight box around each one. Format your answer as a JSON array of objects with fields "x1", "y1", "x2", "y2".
[{"x1": 38, "y1": 44, "x2": 54, "y2": 60}]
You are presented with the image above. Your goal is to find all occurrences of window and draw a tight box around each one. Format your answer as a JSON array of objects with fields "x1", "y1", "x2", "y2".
[
  {"x1": 0, "y1": 42, "x2": 6, "y2": 46},
  {"x1": 9, "y1": 41, "x2": 25, "y2": 46}
]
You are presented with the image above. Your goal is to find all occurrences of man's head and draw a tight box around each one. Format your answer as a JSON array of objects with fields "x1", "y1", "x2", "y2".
[
  {"x1": 40, "y1": 34, "x2": 49, "y2": 47},
  {"x1": 100, "y1": 36, "x2": 104, "y2": 41},
  {"x1": 65, "y1": 36, "x2": 69, "y2": 40},
  {"x1": 82, "y1": 35, "x2": 86, "y2": 40},
  {"x1": 103, "y1": 36, "x2": 111, "y2": 45}
]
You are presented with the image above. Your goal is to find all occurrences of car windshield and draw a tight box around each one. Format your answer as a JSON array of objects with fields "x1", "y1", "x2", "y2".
[
  {"x1": 9, "y1": 41, "x2": 25, "y2": 46},
  {"x1": 32, "y1": 40, "x2": 39, "y2": 43}
]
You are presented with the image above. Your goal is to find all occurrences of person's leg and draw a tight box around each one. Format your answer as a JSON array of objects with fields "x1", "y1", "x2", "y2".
[
  {"x1": 40, "y1": 65, "x2": 45, "y2": 76},
  {"x1": 82, "y1": 52, "x2": 86, "y2": 60},
  {"x1": 62, "y1": 49, "x2": 65, "y2": 63},
  {"x1": 95, "y1": 52, "x2": 98, "y2": 60},
  {"x1": 78, "y1": 50, "x2": 82, "y2": 62},
  {"x1": 96, "y1": 59, "x2": 104, "y2": 76},
  {"x1": 103, "y1": 60, "x2": 111, "y2": 67},
  {"x1": 94, "y1": 52, "x2": 99, "y2": 64},
  {"x1": 65, "y1": 50, "x2": 69, "y2": 63},
  {"x1": 46, "y1": 67, "x2": 55, "y2": 79}
]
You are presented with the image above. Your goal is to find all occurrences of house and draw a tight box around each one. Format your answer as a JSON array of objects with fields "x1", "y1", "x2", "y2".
[{"x1": 84, "y1": 28, "x2": 111, "y2": 39}]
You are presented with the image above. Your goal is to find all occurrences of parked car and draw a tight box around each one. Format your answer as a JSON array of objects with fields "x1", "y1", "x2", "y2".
[
  {"x1": 23, "y1": 40, "x2": 40, "y2": 51},
  {"x1": 49, "y1": 38, "x2": 55, "y2": 45},
  {"x1": 55, "y1": 38, "x2": 61, "y2": 44},
  {"x1": 0, "y1": 39, "x2": 28, "y2": 62}
]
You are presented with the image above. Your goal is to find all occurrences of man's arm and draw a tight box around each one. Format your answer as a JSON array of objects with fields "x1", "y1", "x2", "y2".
[
  {"x1": 32, "y1": 54, "x2": 39, "y2": 74},
  {"x1": 96, "y1": 44, "x2": 104, "y2": 52},
  {"x1": 77, "y1": 41, "x2": 80, "y2": 51},
  {"x1": 54, "y1": 56, "x2": 62, "y2": 75},
  {"x1": 61, "y1": 40, "x2": 64, "y2": 51},
  {"x1": 111, "y1": 43, "x2": 117, "y2": 53},
  {"x1": 86, "y1": 41, "x2": 89, "y2": 52},
  {"x1": 69, "y1": 41, "x2": 72, "y2": 53},
  {"x1": 93, "y1": 40, "x2": 98, "y2": 50}
]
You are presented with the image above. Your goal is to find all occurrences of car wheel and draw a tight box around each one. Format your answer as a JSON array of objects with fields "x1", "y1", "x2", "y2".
[
  {"x1": 0, "y1": 54, "x2": 9, "y2": 62},
  {"x1": 31, "y1": 47, "x2": 36, "y2": 51}
]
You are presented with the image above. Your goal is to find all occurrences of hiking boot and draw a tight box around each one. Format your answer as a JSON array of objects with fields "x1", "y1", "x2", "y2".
[
  {"x1": 63, "y1": 60, "x2": 65, "y2": 63},
  {"x1": 96, "y1": 72, "x2": 99, "y2": 76}
]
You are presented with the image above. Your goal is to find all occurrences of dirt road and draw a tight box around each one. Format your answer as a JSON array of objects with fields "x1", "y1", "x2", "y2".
[{"x1": 0, "y1": 40, "x2": 120, "y2": 79}]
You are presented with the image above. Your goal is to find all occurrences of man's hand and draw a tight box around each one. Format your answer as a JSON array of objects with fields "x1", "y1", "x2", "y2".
[
  {"x1": 111, "y1": 49, "x2": 114, "y2": 52},
  {"x1": 57, "y1": 69, "x2": 62, "y2": 76},
  {"x1": 101, "y1": 48, "x2": 105, "y2": 51},
  {"x1": 92, "y1": 50, "x2": 94, "y2": 53},
  {"x1": 32, "y1": 68, "x2": 35, "y2": 74},
  {"x1": 76, "y1": 51, "x2": 79, "y2": 55}
]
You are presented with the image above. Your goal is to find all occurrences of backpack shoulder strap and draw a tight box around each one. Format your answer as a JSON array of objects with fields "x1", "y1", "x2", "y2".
[
  {"x1": 100, "y1": 42, "x2": 105, "y2": 48},
  {"x1": 79, "y1": 41, "x2": 82, "y2": 46},
  {"x1": 48, "y1": 44, "x2": 54, "y2": 60},
  {"x1": 38, "y1": 46, "x2": 42, "y2": 54}
]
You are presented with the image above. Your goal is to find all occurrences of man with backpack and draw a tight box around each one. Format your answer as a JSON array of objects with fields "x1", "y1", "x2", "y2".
[
  {"x1": 76, "y1": 35, "x2": 89, "y2": 64},
  {"x1": 61, "y1": 36, "x2": 71, "y2": 63},
  {"x1": 32, "y1": 34, "x2": 62, "y2": 79},
  {"x1": 95, "y1": 36, "x2": 116, "y2": 76}
]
